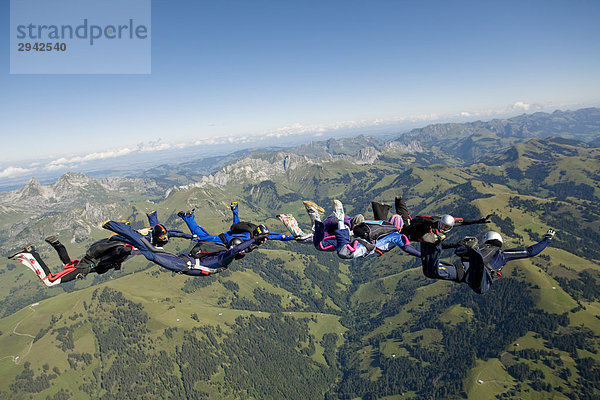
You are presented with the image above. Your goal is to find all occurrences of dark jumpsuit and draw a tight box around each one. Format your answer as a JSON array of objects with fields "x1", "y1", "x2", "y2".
[
  {"x1": 103, "y1": 220, "x2": 262, "y2": 276},
  {"x1": 421, "y1": 237, "x2": 552, "y2": 294}
]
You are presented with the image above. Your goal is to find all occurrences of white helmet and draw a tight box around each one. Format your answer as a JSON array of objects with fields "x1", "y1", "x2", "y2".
[
  {"x1": 439, "y1": 215, "x2": 455, "y2": 232},
  {"x1": 484, "y1": 231, "x2": 503, "y2": 247}
]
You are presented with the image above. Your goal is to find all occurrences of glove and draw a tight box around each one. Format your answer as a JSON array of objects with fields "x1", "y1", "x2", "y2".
[
  {"x1": 400, "y1": 234, "x2": 410, "y2": 247},
  {"x1": 459, "y1": 236, "x2": 478, "y2": 249},
  {"x1": 255, "y1": 235, "x2": 269, "y2": 243},
  {"x1": 136, "y1": 227, "x2": 151, "y2": 235},
  {"x1": 544, "y1": 229, "x2": 555, "y2": 240},
  {"x1": 479, "y1": 214, "x2": 493, "y2": 223}
]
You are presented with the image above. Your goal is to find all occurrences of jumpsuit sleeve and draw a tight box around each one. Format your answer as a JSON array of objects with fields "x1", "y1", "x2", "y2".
[
  {"x1": 167, "y1": 229, "x2": 193, "y2": 240},
  {"x1": 267, "y1": 232, "x2": 295, "y2": 241},
  {"x1": 502, "y1": 238, "x2": 551, "y2": 261},
  {"x1": 454, "y1": 217, "x2": 487, "y2": 226},
  {"x1": 394, "y1": 233, "x2": 421, "y2": 257},
  {"x1": 402, "y1": 245, "x2": 421, "y2": 257}
]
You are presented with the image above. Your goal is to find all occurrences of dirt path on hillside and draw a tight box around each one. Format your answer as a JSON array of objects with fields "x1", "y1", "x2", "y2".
[{"x1": 0, "y1": 303, "x2": 38, "y2": 364}]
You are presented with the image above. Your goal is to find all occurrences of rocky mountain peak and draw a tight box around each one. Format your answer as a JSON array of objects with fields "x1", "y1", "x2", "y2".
[{"x1": 16, "y1": 176, "x2": 51, "y2": 200}]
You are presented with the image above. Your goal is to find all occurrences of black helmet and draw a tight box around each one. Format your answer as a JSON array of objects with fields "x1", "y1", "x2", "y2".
[
  {"x1": 228, "y1": 237, "x2": 243, "y2": 248},
  {"x1": 152, "y1": 224, "x2": 169, "y2": 246},
  {"x1": 253, "y1": 224, "x2": 269, "y2": 238}
]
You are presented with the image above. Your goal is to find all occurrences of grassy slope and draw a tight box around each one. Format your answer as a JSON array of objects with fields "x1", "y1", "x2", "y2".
[{"x1": 0, "y1": 261, "x2": 347, "y2": 397}]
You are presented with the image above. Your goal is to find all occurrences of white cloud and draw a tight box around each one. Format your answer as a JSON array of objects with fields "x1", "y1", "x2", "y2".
[
  {"x1": 1, "y1": 103, "x2": 566, "y2": 185},
  {"x1": 0, "y1": 166, "x2": 35, "y2": 178},
  {"x1": 511, "y1": 101, "x2": 532, "y2": 112},
  {"x1": 38, "y1": 139, "x2": 191, "y2": 173},
  {"x1": 44, "y1": 163, "x2": 68, "y2": 171},
  {"x1": 46, "y1": 147, "x2": 135, "y2": 169}
]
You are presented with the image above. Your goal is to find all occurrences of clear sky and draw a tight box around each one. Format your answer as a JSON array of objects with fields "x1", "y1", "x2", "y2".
[{"x1": 1, "y1": 0, "x2": 600, "y2": 178}]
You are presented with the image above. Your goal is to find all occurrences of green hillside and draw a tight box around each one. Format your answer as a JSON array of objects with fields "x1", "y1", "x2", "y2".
[{"x1": 1, "y1": 137, "x2": 599, "y2": 399}]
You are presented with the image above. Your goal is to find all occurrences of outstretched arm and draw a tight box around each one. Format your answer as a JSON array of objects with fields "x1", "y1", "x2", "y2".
[
  {"x1": 167, "y1": 229, "x2": 193, "y2": 240},
  {"x1": 503, "y1": 230, "x2": 555, "y2": 261},
  {"x1": 267, "y1": 232, "x2": 295, "y2": 241},
  {"x1": 394, "y1": 233, "x2": 421, "y2": 257},
  {"x1": 375, "y1": 232, "x2": 421, "y2": 257},
  {"x1": 455, "y1": 214, "x2": 492, "y2": 226},
  {"x1": 402, "y1": 245, "x2": 421, "y2": 257}
]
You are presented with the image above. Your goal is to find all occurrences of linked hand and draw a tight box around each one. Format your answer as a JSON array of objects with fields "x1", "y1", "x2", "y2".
[{"x1": 178, "y1": 210, "x2": 194, "y2": 218}]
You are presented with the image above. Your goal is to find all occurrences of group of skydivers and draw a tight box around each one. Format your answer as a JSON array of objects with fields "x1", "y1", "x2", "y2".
[{"x1": 8, "y1": 194, "x2": 555, "y2": 294}]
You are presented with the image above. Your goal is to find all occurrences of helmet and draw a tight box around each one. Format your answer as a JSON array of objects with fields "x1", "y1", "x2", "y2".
[
  {"x1": 389, "y1": 214, "x2": 403, "y2": 230},
  {"x1": 439, "y1": 215, "x2": 455, "y2": 232},
  {"x1": 351, "y1": 214, "x2": 365, "y2": 229},
  {"x1": 483, "y1": 231, "x2": 503, "y2": 247},
  {"x1": 228, "y1": 237, "x2": 243, "y2": 248},
  {"x1": 253, "y1": 224, "x2": 269, "y2": 238},
  {"x1": 152, "y1": 224, "x2": 169, "y2": 246}
]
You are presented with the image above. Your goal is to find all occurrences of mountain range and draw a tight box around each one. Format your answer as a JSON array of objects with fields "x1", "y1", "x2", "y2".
[{"x1": 0, "y1": 108, "x2": 599, "y2": 399}]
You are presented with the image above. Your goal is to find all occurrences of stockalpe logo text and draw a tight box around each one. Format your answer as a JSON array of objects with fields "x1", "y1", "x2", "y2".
[{"x1": 16, "y1": 19, "x2": 149, "y2": 45}]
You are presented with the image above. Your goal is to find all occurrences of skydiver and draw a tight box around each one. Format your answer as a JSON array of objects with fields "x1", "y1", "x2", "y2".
[
  {"x1": 372, "y1": 194, "x2": 491, "y2": 243},
  {"x1": 102, "y1": 220, "x2": 269, "y2": 276},
  {"x1": 8, "y1": 234, "x2": 139, "y2": 287},
  {"x1": 304, "y1": 199, "x2": 420, "y2": 259},
  {"x1": 420, "y1": 229, "x2": 556, "y2": 293},
  {"x1": 278, "y1": 200, "x2": 367, "y2": 249},
  {"x1": 178, "y1": 202, "x2": 294, "y2": 249},
  {"x1": 281, "y1": 196, "x2": 411, "y2": 244},
  {"x1": 279, "y1": 200, "x2": 366, "y2": 251}
]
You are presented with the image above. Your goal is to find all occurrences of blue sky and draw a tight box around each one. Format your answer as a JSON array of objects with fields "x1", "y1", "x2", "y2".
[{"x1": 1, "y1": 0, "x2": 600, "y2": 179}]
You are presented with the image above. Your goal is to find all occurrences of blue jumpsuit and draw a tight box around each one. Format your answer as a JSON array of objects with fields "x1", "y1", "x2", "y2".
[
  {"x1": 179, "y1": 207, "x2": 293, "y2": 244},
  {"x1": 421, "y1": 237, "x2": 552, "y2": 294}
]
